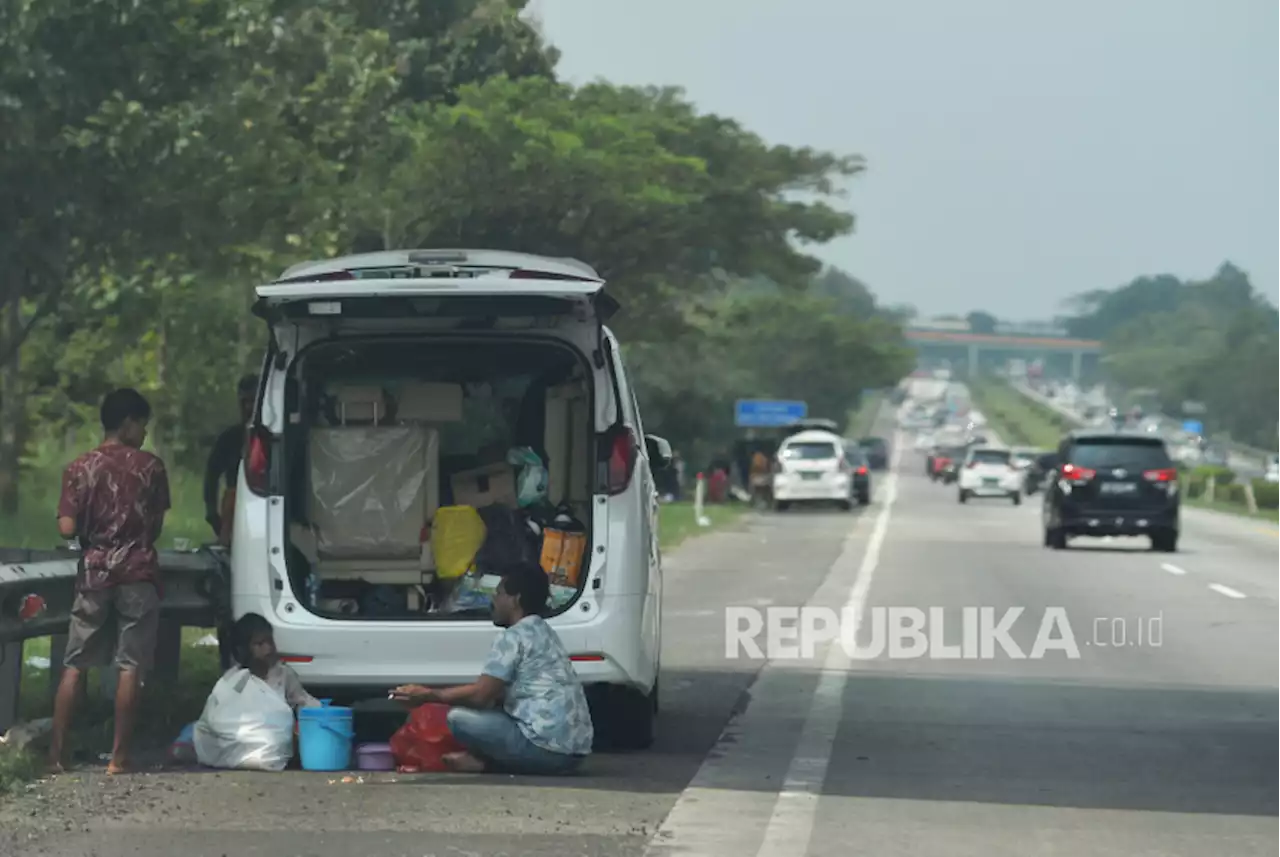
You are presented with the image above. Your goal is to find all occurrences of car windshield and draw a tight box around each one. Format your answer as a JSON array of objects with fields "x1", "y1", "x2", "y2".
[
  {"x1": 859, "y1": 437, "x2": 886, "y2": 450},
  {"x1": 971, "y1": 449, "x2": 1011, "y2": 465},
  {"x1": 1067, "y1": 439, "x2": 1172, "y2": 469},
  {"x1": 843, "y1": 446, "x2": 867, "y2": 465},
  {"x1": 782, "y1": 442, "x2": 838, "y2": 461}
]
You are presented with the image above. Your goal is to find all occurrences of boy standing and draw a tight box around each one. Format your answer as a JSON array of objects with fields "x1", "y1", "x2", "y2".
[{"x1": 48, "y1": 388, "x2": 171, "y2": 774}]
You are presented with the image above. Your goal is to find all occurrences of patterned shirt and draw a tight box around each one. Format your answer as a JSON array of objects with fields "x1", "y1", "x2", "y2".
[
  {"x1": 481, "y1": 615, "x2": 594, "y2": 756},
  {"x1": 57, "y1": 442, "x2": 171, "y2": 592}
]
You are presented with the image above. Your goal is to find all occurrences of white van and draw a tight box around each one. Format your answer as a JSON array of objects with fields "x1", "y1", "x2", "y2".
[
  {"x1": 229, "y1": 249, "x2": 672, "y2": 749},
  {"x1": 771, "y1": 430, "x2": 856, "y2": 511}
]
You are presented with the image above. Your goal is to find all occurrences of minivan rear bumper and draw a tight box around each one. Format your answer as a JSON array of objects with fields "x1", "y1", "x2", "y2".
[
  {"x1": 1056, "y1": 504, "x2": 1179, "y2": 535},
  {"x1": 232, "y1": 590, "x2": 653, "y2": 693}
]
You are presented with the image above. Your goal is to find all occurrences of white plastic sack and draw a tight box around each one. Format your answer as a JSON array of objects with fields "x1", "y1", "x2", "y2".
[{"x1": 193, "y1": 668, "x2": 295, "y2": 771}]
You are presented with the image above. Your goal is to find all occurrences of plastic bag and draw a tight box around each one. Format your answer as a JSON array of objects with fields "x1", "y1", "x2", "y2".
[
  {"x1": 193, "y1": 668, "x2": 296, "y2": 771},
  {"x1": 309, "y1": 426, "x2": 437, "y2": 558},
  {"x1": 439, "y1": 570, "x2": 501, "y2": 614},
  {"x1": 433, "y1": 506, "x2": 487, "y2": 580},
  {"x1": 389, "y1": 703, "x2": 465, "y2": 772},
  {"x1": 507, "y1": 446, "x2": 549, "y2": 508}
]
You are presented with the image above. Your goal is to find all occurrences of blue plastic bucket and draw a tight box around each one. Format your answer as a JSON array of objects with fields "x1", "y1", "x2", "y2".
[{"x1": 298, "y1": 702, "x2": 355, "y2": 771}]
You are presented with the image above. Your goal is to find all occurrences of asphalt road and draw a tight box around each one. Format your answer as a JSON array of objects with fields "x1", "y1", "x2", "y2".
[{"x1": 2, "y1": 410, "x2": 1275, "y2": 856}]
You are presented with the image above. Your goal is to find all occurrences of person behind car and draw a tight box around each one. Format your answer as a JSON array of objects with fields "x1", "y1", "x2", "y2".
[
  {"x1": 203, "y1": 374, "x2": 258, "y2": 545},
  {"x1": 230, "y1": 612, "x2": 321, "y2": 710},
  {"x1": 390, "y1": 561, "x2": 593, "y2": 775},
  {"x1": 49, "y1": 388, "x2": 170, "y2": 775}
]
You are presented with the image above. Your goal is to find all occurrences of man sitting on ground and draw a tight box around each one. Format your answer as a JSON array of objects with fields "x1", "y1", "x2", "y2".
[{"x1": 391, "y1": 562, "x2": 593, "y2": 775}]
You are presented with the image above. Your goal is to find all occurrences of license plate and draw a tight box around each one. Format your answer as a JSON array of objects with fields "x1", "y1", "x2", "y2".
[
  {"x1": 983, "y1": 477, "x2": 999, "y2": 486},
  {"x1": 801, "y1": 472, "x2": 821, "y2": 481},
  {"x1": 1100, "y1": 482, "x2": 1137, "y2": 494}
]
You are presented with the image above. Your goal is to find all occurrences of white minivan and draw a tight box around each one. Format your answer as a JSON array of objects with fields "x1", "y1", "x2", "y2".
[
  {"x1": 771, "y1": 429, "x2": 856, "y2": 511},
  {"x1": 229, "y1": 249, "x2": 672, "y2": 749}
]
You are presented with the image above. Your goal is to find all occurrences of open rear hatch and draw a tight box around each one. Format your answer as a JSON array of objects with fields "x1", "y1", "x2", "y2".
[
  {"x1": 248, "y1": 250, "x2": 625, "y2": 623},
  {"x1": 254, "y1": 249, "x2": 618, "y2": 333}
]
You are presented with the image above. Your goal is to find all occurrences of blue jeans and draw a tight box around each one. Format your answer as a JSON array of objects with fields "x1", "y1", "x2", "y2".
[{"x1": 446, "y1": 708, "x2": 586, "y2": 775}]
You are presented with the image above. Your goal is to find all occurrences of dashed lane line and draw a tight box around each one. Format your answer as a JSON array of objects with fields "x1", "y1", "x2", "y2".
[{"x1": 1208, "y1": 583, "x2": 1247, "y2": 600}]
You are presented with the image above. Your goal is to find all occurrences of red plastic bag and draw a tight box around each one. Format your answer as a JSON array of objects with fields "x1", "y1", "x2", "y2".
[{"x1": 388, "y1": 703, "x2": 464, "y2": 773}]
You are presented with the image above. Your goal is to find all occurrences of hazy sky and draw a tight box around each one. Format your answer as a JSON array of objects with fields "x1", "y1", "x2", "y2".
[{"x1": 531, "y1": 0, "x2": 1278, "y2": 320}]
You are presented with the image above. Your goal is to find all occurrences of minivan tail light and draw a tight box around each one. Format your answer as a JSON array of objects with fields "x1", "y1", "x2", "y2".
[
  {"x1": 603, "y1": 425, "x2": 638, "y2": 495},
  {"x1": 1061, "y1": 463, "x2": 1096, "y2": 483},
  {"x1": 244, "y1": 426, "x2": 273, "y2": 497},
  {"x1": 1142, "y1": 468, "x2": 1178, "y2": 483}
]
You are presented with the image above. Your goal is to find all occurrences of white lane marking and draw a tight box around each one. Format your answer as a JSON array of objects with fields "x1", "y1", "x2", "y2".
[
  {"x1": 1208, "y1": 583, "x2": 1247, "y2": 600},
  {"x1": 753, "y1": 439, "x2": 901, "y2": 857},
  {"x1": 1160, "y1": 563, "x2": 1187, "y2": 576},
  {"x1": 643, "y1": 433, "x2": 901, "y2": 857},
  {"x1": 666, "y1": 609, "x2": 717, "y2": 618}
]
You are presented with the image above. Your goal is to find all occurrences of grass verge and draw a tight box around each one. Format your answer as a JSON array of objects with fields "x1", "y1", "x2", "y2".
[
  {"x1": 968, "y1": 379, "x2": 1066, "y2": 449},
  {"x1": 659, "y1": 500, "x2": 747, "y2": 550},
  {"x1": 845, "y1": 391, "x2": 886, "y2": 437},
  {"x1": 1185, "y1": 496, "x2": 1280, "y2": 524},
  {"x1": 0, "y1": 457, "x2": 212, "y2": 551},
  {"x1": 1, "y1": 627, "x2": 222, "y2": 797}
]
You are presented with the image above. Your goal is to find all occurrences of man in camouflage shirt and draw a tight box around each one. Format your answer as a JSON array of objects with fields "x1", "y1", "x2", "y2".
[{"x1": 392, "y1": 561, "x2": 594, "y2": 774}]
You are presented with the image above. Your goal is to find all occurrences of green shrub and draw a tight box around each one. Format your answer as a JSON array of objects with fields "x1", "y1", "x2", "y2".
[
  {"x1": 1190, "y1": 465, "x2": 1235, "y2": 486},
  {"x1": 1251, "y1": 480, "x2": 1279, "y2": 509}
]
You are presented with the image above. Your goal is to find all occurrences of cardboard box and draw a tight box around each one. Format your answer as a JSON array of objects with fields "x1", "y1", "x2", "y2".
[{"x1": 450, "y1": 462, "x2": 518, "y2": 509}]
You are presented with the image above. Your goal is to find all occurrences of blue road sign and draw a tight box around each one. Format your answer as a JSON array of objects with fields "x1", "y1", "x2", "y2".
[
  {"x1": 1182, "y1": 419, "x2": 1204, "y2": 435},
  {"x1": 735, "y1": 399, "x2": 808, "y2": 428}
]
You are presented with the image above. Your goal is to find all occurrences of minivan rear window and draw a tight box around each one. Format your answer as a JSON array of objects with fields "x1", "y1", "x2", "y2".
[
  {"x1": 1068, "y1": 438, "x2": 1172, "y2": 469},
  {"x1": 782, "y1": 442, "x2": 838, "y2": 461},
  {"x1": 971, "y1": 449, "x2": 1011, "y2": 465}
]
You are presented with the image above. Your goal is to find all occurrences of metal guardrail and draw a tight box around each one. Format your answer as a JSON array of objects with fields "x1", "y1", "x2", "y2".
[
  {"x1": 0, "y1": 548, "x2": 229, "y2": 733},
  {"x1": 1009, "y1": 381, "x2": 1273, "y2": 477}
]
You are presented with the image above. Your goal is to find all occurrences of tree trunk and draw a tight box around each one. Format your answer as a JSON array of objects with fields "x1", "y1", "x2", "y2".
[{"x1": 0, "y1": 297, "x2": 24, "y2": 514}]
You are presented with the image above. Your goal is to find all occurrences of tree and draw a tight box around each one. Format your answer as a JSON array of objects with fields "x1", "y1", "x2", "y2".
[
  {"x1": 1070, "y1": 263, "x2": 1278, "y2": 449},
  {"x1": 966, "y1": 311, "x2": 998, "y2": 334}
]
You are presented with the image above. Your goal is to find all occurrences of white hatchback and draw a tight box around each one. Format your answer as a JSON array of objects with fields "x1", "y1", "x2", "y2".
[
  {"x1": 957, "y1": 446, "x2": 1023, "y2": 505},
  {"x1": 230, "y1": 249, "x2": 670, "y2": 750},
  {"x1": 772, "y1": 430, "x2": 856, "y2": 511}
]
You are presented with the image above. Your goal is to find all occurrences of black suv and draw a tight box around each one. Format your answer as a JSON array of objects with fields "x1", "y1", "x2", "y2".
[
  {"x1": 858, "y1": 436, "x2": 889, "y2": 470},
  {"x1": 1043, "y1": 431, "x2": 1180, "y2": 552}
]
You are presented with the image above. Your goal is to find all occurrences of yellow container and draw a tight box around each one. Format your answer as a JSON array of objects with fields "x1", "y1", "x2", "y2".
[{"x1": 432, "y1": 506, "x2": 487, "y2": 580}]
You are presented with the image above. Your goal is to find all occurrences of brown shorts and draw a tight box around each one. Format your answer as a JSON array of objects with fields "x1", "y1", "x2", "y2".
[{"x1": 63, "y1": 582, "x2": 161, "y2": 673}]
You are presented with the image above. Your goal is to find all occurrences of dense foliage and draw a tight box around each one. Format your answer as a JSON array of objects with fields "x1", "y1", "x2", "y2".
[
  {"x1": 1062, "y1": 263, "x2": 1278, "y2": 449},
  {"x1": 0, "y1": 0, "x2": 910, "y2": 511}
]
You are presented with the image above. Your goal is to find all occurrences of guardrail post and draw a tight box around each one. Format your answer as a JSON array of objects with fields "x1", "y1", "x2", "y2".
[
  {"x1": 1243, "y1": 480, "x2": 1258, "y2": 514},
  {"x1": 152, "y1": 619, "x2": 182, "y2": 684},
  {"x1": 694, "y1": 473, "x2": 710, "y2": 527},
  {"x1": 1, "y1": 641, "x2": 21, "y2": 733},
  {"x1": 1205, "y1": 476, "x2": 1216, "y2": 504}
]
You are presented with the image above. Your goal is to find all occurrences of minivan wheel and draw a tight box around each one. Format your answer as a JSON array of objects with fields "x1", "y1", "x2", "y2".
[
  {"x1": 1150, "y1": 530, "x2": 1178, "y2": 553},
  {"x1": 1010, "y1": 492, "x2": 1021, "y2": 506},
  {"x1": 774, "y1": 501, "x2": 791, "y2": 513},
  {"x1": 587, "y1": 684, "x2": 656, "y2": 752},
  {"x1": 839, "y1": 499, "x2": 854, "y2": 512},
  {"x1": 958, "y1": 490, "x2": 968, "y2": 504}
]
